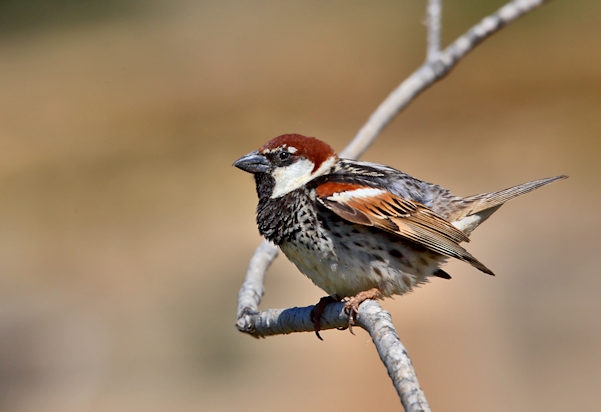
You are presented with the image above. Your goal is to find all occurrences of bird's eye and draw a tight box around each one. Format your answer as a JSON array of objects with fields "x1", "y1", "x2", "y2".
[{"x1": 277, "y1": 151, "x2": 291, "y2": 161}]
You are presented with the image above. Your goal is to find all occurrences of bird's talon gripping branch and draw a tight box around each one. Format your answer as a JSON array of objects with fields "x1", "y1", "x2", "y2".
[
  {"x1": 310, "y1": 295, "x2": 340, "y2": 341},
  {"x1": 344, "y1": 288, "x2": 382, "y2": 334}
]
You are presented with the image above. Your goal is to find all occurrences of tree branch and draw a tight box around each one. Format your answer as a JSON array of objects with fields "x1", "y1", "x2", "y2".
[
  {"x1": 357, "y1": 301, "x2": 429, "y2": 412},
  {"x1": 236, "y1": 0, "x2": 548, "y2": 410},
  {"x1": 235, "y1": 239, "x2": 278, "y2": 335},
  {"x1": 340, "y1": 0, "x2": 546, "y2": 159},
  {"x1": 426, "y1": 0, "x2": 442, "y2": 62}
]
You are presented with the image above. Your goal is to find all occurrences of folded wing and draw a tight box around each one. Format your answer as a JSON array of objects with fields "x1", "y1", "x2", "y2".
[{"x1": 315, "y1": 182, "x2": 494, "y2": 276}]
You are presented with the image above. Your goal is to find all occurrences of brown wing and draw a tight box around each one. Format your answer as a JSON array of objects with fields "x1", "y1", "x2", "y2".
[{"x1": 316, "y1": 182, "x2": 494, "y2": 275}]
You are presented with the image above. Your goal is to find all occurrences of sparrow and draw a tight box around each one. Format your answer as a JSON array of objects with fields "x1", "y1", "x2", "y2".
[{"x1": 234, "y1": 133, "x2": 566, "y2": 339}]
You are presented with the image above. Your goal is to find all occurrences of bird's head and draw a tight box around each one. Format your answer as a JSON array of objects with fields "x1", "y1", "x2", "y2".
[{"x1": 234, "y1": 134, "x2": 338, "y2": 198}]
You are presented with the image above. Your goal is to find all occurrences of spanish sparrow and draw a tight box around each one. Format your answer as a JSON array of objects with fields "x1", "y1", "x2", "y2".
[{"x1": 234, "y1": 134, "x2": 565, "y2": 338}]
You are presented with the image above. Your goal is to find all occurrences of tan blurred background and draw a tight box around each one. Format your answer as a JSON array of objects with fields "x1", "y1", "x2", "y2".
[{"x1": 0, "y1": 0, "x2": 599, "y2": 411}]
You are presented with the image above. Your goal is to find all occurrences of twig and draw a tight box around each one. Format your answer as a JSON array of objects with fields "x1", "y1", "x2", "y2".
[
  {"x1": 340, "y1": 0, "x2": 546, "y2": 159},
  {"x1": 238, "y1": 300, "x2": 348, "y2": 338},
  {"x1": 235, "y1": 0, "x2": 548, "y2": 410},
  {"x1": 235, "y1": 239, "x2": 278, "y2": 335},
  {"x1": 357, "y1": 301, "x2": 429, "y2": 412},
  {"x1": 426, "y1": 0, "x2": 442, "y2": 62}
]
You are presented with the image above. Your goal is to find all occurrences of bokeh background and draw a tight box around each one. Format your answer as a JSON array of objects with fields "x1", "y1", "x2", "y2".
[{"x1": 1, "y1": 1, "x2": 599, "y2": 411}]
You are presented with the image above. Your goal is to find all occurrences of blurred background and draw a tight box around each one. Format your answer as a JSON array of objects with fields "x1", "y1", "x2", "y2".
[{"x1": 0, "y1": 0, "x2": 599, "y2": 411}]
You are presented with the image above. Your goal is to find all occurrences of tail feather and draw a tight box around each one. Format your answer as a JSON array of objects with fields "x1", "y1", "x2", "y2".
[{"x1": 450, "y1": 175, "x2": 567, "y2": 234}]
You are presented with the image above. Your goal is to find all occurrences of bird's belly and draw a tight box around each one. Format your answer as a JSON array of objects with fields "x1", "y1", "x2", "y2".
[{"x1": 280, "y1": 226, "x2": 444, "y2": 298}]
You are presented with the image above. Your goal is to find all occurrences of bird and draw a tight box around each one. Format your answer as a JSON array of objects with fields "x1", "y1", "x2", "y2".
[{"x1": 234, "y1": 133, "x2": 566, "y2": 339}]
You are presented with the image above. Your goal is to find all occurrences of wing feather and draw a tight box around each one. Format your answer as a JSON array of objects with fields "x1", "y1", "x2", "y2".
[{"x1": 316, "y1": 182, "x2": 494, "y2": 276}]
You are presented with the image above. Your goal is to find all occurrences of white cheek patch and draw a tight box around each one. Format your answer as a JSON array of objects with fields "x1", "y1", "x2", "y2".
[
  {"x1": 270, "y1": 156, "x2": 337, "y2": 198},
  {"x1": 271, "y1": 158, "x2": 315, "y2": 198},
  {"x1": 329, "y1": 187, "x2": 385, "y2": 202}
]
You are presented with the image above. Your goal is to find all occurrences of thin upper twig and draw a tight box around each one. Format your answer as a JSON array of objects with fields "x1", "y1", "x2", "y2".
[
  {"x1": 426, "y1": 0, "x2": 442, "y2": 62},
  {"x1": 339, "y1": 0, "x2": 546, "y2": 160}
]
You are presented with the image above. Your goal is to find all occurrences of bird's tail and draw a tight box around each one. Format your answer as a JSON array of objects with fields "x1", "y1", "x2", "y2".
[{"x1": 450, "y1": 175, "x2": 567, "y2": 235}]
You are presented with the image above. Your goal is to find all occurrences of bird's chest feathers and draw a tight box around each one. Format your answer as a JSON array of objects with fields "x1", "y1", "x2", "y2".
[{"x1": 257, "y1": 188, "x2": 330, "y2": 248}]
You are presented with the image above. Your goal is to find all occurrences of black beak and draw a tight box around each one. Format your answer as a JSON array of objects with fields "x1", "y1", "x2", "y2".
[{"x1": 233, "y1": 151, "x2": 270, "y2": 174}]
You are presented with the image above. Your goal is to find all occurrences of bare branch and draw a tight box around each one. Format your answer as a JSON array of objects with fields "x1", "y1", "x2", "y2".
[
  {"x1": 357, "y1": 301, "x2": 430, "y2": 412},
  {"x1": 340, "y1": 0, "x2": 547, "y2": 159},
  {"x1": 440, "y1": 0, "x2": 546, "y2": 69},
  {"x1": 236, "y1": 0, "x2": 549, "y2": 409},
  {"x1": 237, "y1": 298, "x2": 432, "y2": 411},
  {"x1": 238, "y1": 301, "x2": 348, "y2": 338},
  {"x1": 236, "y1": 239, "x2": 278, "y2": 335},
  {"x1": 426, "y1": 0, "x2": 442, "y2": 62}
]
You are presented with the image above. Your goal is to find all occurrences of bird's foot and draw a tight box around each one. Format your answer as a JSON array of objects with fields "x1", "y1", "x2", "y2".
[
  {"x1": 310, "y1": 295, "x2": 340, "y2": 341},
  {"x1": 343, "y1": 288, "x2": 382, "y2": 335}
]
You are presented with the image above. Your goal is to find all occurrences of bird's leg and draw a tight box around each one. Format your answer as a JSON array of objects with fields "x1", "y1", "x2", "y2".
[
  {"x1": 344, "y1": 288, "x2": 382, "y2": 334},
  {"x1": 310, "y1": 295, "x2": 340, "y2": 341}
]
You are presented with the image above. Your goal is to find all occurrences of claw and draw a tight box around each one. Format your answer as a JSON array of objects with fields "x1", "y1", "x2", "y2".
[
  {"x1": 309, "y1": 295, "x2": 340, "y2": 340},
  {"x1": 309, "y1": 289, "x2": 381, "y2": 339},
  {"x1": 343, "y1": 288, "x2": 382, "y2": 334}
]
